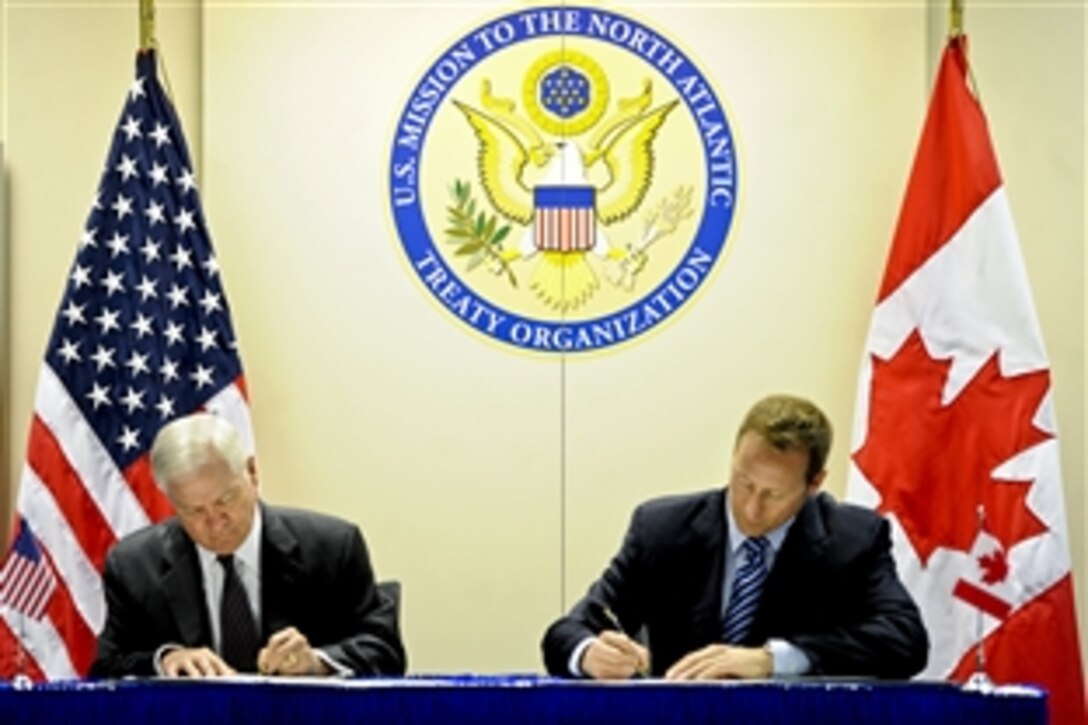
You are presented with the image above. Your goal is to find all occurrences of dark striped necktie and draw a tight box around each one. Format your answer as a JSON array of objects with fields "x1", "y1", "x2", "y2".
[
  {"x1": 722, "y1": 536, "x2": 770, "y2": 644},
  {"x1": 217, "y1": 554, "x2": 260, "y2": 672}
]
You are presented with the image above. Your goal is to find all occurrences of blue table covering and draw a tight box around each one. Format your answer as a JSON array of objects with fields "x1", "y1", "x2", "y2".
[{"x1": 0, "y1": 675, "x2": 1047, "y2": 724}]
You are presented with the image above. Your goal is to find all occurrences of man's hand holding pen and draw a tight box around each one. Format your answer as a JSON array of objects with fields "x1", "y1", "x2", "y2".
[{"x1": 580, "y1": 630, "x2": 650, "y2": 680}]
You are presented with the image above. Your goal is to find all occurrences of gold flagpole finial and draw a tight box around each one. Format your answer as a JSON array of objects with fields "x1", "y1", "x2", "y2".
[
  {"x1": 139, "y1": 0, "x2": 156, "y2": 50},
  {"x1": 950, "y1": 0, "x2": 965, "y2": 38}
]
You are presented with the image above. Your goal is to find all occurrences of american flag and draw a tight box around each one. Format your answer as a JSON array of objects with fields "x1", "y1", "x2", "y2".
[
  {"x1": 0, "y1": 49, "x2": 253, "y2": 680},
  {"x1": 0, "y1": 519, "x2": 57, "y2": 621}
]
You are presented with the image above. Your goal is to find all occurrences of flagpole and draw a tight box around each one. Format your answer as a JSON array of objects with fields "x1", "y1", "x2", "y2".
[
  {"x1": 949, "y1": 0, "x2": 964, "y2": 38},
  {"x1": 963, "y1": 504, "x2": 995, "y2": 693},
  {"x1": 139, "y1": 0, "x2": 156, "y2": 50}
]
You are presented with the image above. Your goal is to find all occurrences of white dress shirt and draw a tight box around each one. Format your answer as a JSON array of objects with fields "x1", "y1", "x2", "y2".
[{"x1": 196, "y1": 507, "x2": 263, "y2": 652}]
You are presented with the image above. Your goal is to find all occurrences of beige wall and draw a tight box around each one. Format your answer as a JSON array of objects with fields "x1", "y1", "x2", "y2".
[{"x1": 2, "y1": 0, "x2": 1084, "y2": 675}]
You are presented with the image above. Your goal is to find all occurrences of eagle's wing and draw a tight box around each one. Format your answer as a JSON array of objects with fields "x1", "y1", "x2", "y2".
[
  {"x1": 594, "y1": 100, "x2": 679, "y2": 225},
  {"x1": 452, "y1": 100, "x2": 534, "y2": 225}
]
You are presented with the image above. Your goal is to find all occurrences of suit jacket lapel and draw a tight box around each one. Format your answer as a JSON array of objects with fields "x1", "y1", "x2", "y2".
[
  {"x1": 259, "y1": 505, "x2": 305, "y2": 639},
  {"x1": 686, "y1": 489, "x2": 728, "y2": 638},
  {"x1": 160, "y1": 521, "x2": 211, "y2": 646},
  {"x1": 754, "y1": 493, "x2": 829, "y2": 637}
]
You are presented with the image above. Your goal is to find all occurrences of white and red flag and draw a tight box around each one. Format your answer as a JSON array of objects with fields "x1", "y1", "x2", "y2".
[
  {"x1": 0, "y1": 49, "x2": 253, "y2": 680},
  {"x1": 848, "y1": 35, "x2": 1085, "y2": 725}
]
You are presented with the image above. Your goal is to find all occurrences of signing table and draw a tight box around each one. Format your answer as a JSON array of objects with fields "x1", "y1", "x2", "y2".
[{"x1": 0, "y1": 675, "x2": 1046, "y2": 723}]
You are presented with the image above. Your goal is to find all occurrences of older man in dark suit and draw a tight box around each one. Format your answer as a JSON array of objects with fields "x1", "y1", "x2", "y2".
[
  {"x1": 90, "y1": 413, "x2": 405, "y2": 678},
  {"x1": 542, "y1": 394, "x2": 928, "y2": 680}
]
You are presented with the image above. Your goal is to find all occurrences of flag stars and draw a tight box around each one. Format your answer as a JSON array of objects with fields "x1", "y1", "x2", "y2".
[
  {"x1": 117, "y1": 425, "x2": 140, "y2": 452},
  {"x1": 57, "y1": 338, "x2": 82, "y2": 365},
  {"x1": 120, "y1": 115, "x2": 142, "y2": 141},
  {"x1": 144, "y1": 200, "x2": 166, "y2": 227},
  {"x1": 120, "y1": 387, "x2": 146, "y2": 414},
  {"x1": 60, "y1": 301, "x2": 87, "y2": 326},
  {"x1": 115, "y1": 154, "x2": 139, "y2": 182},
  {"x1": 159, "y1": 356, "x2": 180, "y2": 382},
  {"x1": 106, "y1": 232, "x2": 131, "y2": 258},
  {"x1": 155, "y1": 394, "x2": 176, "y2": 420},
  {"x1": 173, "y1": 208, "x2": 196, "y2": 234},
  {"x1": 163, "y1": 321, "x2": 185, "y2": 347},
  {"x1": 124, "y1": 350, "x2": 151, "y2": 377},
  {"x1": 90, "y1": 344, "x2": 117, "y2": 372},
  {"x1": 94, "y1": 307, "x2": 122, "y2": 335},
  {"x1": 130, "y1": 312, "x2": 154, "y2": 338},
  {"x1": 149, "y1": 162, "x2": 169, "y2": 187},
  {"x1": 190, "y1": 364, "x2": 214, "y2": 390},
  {"x1": 196, "y1": 326, "x2": 218, "y2": 352},
  {"x1": 140, "y1": 238, "x2": 162, "y2": 264},
  {"x1": 86, "y1": 382, "x2": 112, "y2": 410},
  {"x1": 71, "y1": 264, "x2": 93, "y2": 290},
  {"x1": 149, "y1": 122, "x2": 171, "y2": 148},
  {"x1": 169, "y1": 245, "x2": 194, "y2": 271},
  {"x1": 199, "y1": 290, "x2": 222, "y2": 315},
  {"x1": 100, "y1": 269, "x2": 126, "y2": 297},
  {"x1": 177, "y1": 168, "x2": 197, "y2": 194},
  {"x1": 111, "y1": 193, "x2": 134, "y2": 221},
  {"x1": 166, "y1": 283, "x2": 190, "y2": 309},
  {"x1": 79, "y1": 228, "x2": 98, "y2": 250},
  {"x1": 135, "y1": 275, "x2": 158, "y2": 302},
  {"x1": 129, "y1": 76, "x2": 147, "y2": 101},
  {"x1": 202, "y1": 255, "x2": 220, "y2": 278}
]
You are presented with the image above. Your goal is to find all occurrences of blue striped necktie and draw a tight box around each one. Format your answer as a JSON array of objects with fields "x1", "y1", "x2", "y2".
[{"x1": 722, "y1": 536, "x2": 770, "y2": 644}]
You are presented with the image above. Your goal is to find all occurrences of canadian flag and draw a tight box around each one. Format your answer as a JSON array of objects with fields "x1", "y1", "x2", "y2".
[{"x1": 847, "y1": 35, "x2": 1086, "y2": 725}]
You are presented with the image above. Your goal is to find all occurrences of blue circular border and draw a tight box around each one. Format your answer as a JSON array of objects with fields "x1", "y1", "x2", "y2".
[{"x1": 389, "y1": 6, "x2": 737, "y2": 353}]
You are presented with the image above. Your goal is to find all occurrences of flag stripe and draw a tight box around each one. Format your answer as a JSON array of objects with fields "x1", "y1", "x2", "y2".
[
  {"x1": 0, "y1": 616, "x2": 49, "y2": 681},
  {"x1": 41, "y1": 556, "x2": 98, "y2": 676},
  {"x1": 26, "y1": 416, "x2": 117, "y2": 571},
  {"x1": 878, "y1": 39, "x2": 1001, "y2": 303},
  {"x1": 122, "y1": 455, "x2": 174, "y2": 523},
  {"x1": 204, "y1": 378, "x2": 255, "y2": 457},
  {"x1": 1, "y1": 559, "x2": 51, "y2": 618},
  {"x1": 33, "y1": 364, "x2": 150, "y2": 536},
  {"x1": 19, "y1": 468, "x2": 104, "y2": 632},
  {"x1": 949, "y1": 575, "x2": 1084, "y2": 725},
  {"x1": 1, "y1": 604, "x2": 77, "y2": 680}
]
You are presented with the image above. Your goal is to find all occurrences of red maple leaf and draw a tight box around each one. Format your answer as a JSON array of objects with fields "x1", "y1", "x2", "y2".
[
  {"x1": 853, "y1": 330, "x2": 1051, "y2": 566},
  {"x1": 978, "y1": 549, "x2": 1009, "y2": 584}
]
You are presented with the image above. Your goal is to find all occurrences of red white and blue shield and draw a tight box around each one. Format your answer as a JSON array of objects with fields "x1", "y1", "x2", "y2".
[{"x1": 533, "y1": 186, "x2": 596, "y2": 252}]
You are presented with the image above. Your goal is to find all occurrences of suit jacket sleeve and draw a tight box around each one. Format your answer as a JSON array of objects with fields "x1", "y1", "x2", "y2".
[
  {"x1": 90, "y1": 541, "x2": 171, "y2": 678},
  {"x1": 541, "y1": 507, "x2": 650, "y2": 676},
  {"x1": 316, "y1": 524, "x2": 406, "y2": 676},
  {"x1": 783, "y1": 514, "x2": 928, "y2": 678}
]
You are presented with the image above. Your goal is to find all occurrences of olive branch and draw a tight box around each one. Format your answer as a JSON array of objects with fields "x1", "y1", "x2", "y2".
[{"x1": 445, "y1": 179, "x2": 517, "y2": 288}]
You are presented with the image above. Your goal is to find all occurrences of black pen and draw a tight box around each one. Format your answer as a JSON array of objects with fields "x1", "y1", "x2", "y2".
[{"x1": 603, "y1": 606, "x2": 649, "y2": 678}]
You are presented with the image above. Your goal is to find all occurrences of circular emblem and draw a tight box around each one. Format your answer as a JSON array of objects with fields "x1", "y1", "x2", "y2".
[{"x1": 389, "y1": 6, "x2": 739, "y2": 353}]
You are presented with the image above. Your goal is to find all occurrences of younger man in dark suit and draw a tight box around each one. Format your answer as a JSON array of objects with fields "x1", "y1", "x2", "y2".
[
  {"x1": 91, "y1": 413, "x2": 405, "y2": 678},
  {"x1": 542, "y1": 394, "x2": 927, "y2": 680}
]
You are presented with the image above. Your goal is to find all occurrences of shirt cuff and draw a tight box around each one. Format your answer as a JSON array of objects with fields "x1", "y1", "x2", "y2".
[
  {"x1": 153, "y1": 643, "x2": 183, "y2": 676},
  {"x1": 765, "y1": 638, "x2": 811, "y2": 676},
  {"x1": 315, "y1": 648, "x2": 352, "y2": 677},
  {"x1": 568, "y1": 637, "x2": 596, "y2": 677}
]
